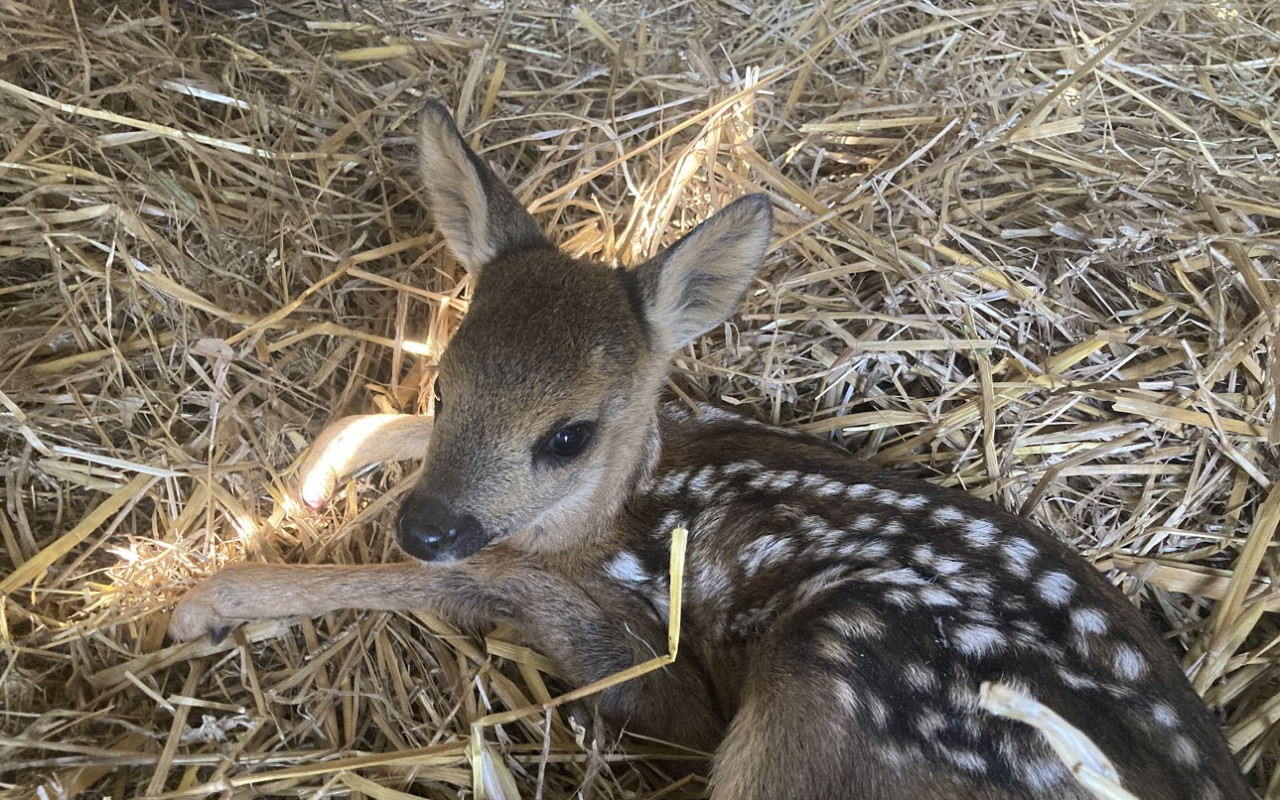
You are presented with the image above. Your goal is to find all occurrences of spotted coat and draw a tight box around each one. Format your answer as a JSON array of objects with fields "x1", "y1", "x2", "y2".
[{"x1": 593, "y1": 402, "x2": 1248, "y2": 800}]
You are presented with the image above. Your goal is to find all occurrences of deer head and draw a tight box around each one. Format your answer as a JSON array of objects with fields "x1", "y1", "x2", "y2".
[{"x1": 396, "y1": 101, "x2": 772, "y2": 563}]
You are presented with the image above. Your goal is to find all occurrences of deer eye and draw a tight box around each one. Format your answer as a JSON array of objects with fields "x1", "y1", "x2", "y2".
[
  {"x1": 432, "y1": 381, "x2": 443, "y2": 416},
  {"x1": 541, "y1": 422, "x2": 594, "y2": 461}
]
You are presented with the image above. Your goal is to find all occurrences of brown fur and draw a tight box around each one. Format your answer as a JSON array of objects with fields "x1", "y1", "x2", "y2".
[{"x1": 170, "y1": 100, "x2": 1254, "y2": 800}]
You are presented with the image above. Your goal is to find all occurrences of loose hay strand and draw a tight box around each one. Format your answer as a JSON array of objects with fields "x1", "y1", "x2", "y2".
[
  {"x1": 979, "y1": 681, "x2": 1138, "y2": 800},
  {"x1": 469, "y1": 526, "x2": 688, "y2": 798}
]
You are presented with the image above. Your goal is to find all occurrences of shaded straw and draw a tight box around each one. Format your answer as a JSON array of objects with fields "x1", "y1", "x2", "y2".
[{"x1": 1, "y1": 0, "x2": 1278, "y2": 797}]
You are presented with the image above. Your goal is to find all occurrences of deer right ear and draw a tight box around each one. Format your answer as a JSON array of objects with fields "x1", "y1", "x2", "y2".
[
  {"x1": 418, "y1": 100, "x2": 549, "y2": 274},
  {"x1": 632, "y1": 194, "x2": 773, "y2": 354}
]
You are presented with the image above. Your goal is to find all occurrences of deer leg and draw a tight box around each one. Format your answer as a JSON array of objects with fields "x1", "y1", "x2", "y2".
[
  {"x1": 167, "y1": 556, "x2": 591, "y2": 645},
  {"x1": 565, "y1": 581, "x2": 725, "y2": 753},
  {"x1": 297, "y1": 414, "x2": 434, "y2": 509},
  {"x1": 168, "y1": 558, "x2": 723, "y2": 751},
  {"x1": 168, "y1": 561, "x2": 452, "y2": 642}
]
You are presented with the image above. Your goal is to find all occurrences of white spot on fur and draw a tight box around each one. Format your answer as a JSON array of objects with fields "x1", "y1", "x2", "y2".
[
  {"x1": 953, "y1": 625, "x2": 1008, "y2": 657},
  {"x1": 944, "y1": 749, "x2": 988, "y2": 773},
  {"x1": 817, "y1": 633, "x2": 851, "y2": 664},
  {"x1": 605, "y1": 552, "x2": 648, "y2": 585},
  {"x1": 808, "y1": 476, "x2": 839, "y2": 496},
  {"x1": 719, "y1": 459, "x2": 762, "y2": 477},
  {"x1": 656, "y1": 469, "x2": 690, "y2": 496},
  {"x1": 649, "y1": 586, "x2": 671, "y2": 623},
  {"x1": 948, "y1": 678, "x2": 980, "y2": 713},
  {"x1": 845, "y1": 484, "x2": 874, "y2": 500},
  {"x1": 795, "y1": 565, "x2": 854, "y2": 603},
  {"x1": 688, "y1": 402, "x2": 736, "y2": 422},
  {"x1": 686, "y1": 465, "x2": 718, "y2": 495},
  {"x1": 1113, "y1": 643, "x2": 1148, "y2": 681},
  {"x1": 1199, "y1": 783, "x2": 1223, "y2": 800},
  {"x1": 829, "y1": 680, "x2": 889, "y2": 727},
  {"x1": 932, "y1": 506, "x2": 965, "y2": 525},
  {"x1": 919, "y1": 585, "x2": 962, "y2": 607},
  {"x1": 911, "y1": 544, "x2": 936, "y2": 564},
  {"x1": 740, "y1": 535, "x2": 795, "y2": 577},
  {"x1": 1001, "y1": 596, "x2": 1029, "y2": 614},
  {"x1": 1152, "y1": 702, "x2": 1180, "y2": 729},
  {"x1": 1055, "y1": 667, "x2": 1100, "y2": 691},
  {"x1": 1035, "y1": 571, "x2": 1076, "y2": 606},
  {"x1": 797, "y1": 514, "x2": 830, "y2": 534},
  {"x1": 801, "y1": 473, "x2": 828, "y2": 490},
  {"x1": 828, "y1": 606, "x2": 887, "y2": 640},
  {"x1": 948, "y1": 574, "x2": 994, "y2": 597},
  {"x1": 867, "y1": 566, "x2": 926, "y2": 586},
  {"x1": 880, "y1": 519, "x2": 905, "y2": 536},
  {"x1": 1002, "y1": 537, "x2": 1037, "y2": 578},
  {"x1": 864, "y1": 693, "x2": 891, "y2": 728},
  {"x1": 933, "y1": 556, "x2": 967, "y2": 576},
  {"x1": 874, "y1": 488, "x2": 902, "y2": 506},
  {"x1": 903, "y1": 662, "x2": 939, "y2": 692},
  {"x1": 692, "y1": 562, "x2": 731, "y2": 603},
  {"x1": 770, "y1": 470, "x2": 800, "y2": 490},
  {"x1": 1171, "y1": 734, "x2": 1201, "y2": 766},
  {"x1": 1070, "y1": 608, "x2": 1109, "y2": 636},
  {"x1": 964, "y1": 608, "x2": 998, "y2": 626},
  {"x1": 824, "y1": 476, "x2": 855, "y2": 496},
  {"x1": 830, "y1": 677, "x2": 860, "y2": 714},
  {"x1": 659, "y1": 510, "x2": 684, "y2": 534},
  {"x1": 841, "y1": 538, "x2": 891, "y2": 560},
  {"x1": 963, "y1": 518, "x2": 998, "y2": 548},
  {"x1": 830, "y1": 680, "x2": 890, "y2": 730},
  {"x1": 898, "y1": 494, "x2": 929, "y2": 510},
  {"x1": 812, "y1": 528, "x2": 848, "y2": 554},
  {"x1": 883, "y1": 589, "x2": 918, "y2": 609},
  {"x1": 850, "y1": 513, "x2": 879, "y2": 531},
  {"x1": 915, "y1": 708, "x2": 946, "y2": 738},
  {"x1": 1020, "y1": 757, "x2": 1067, "y2": 791},
  {"x1": 878, "y1": 741, "x2": 924, "y2": 768},
  {"x1": 1010, "y1": 619, "x2": 1048, "y2": 653},
  {"x1": 747, "y1": 469, "x2": 800, "y2": 492}
]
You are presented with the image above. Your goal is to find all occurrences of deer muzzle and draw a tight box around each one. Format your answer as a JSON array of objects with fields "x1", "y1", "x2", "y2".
[{"x1": 396, "y1": 492, "x2": 489, "y2": 563}]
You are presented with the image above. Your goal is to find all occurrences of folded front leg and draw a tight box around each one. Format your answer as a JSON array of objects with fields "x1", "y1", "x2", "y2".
[
  {"x1": 167, "y1": 554, "x2": 724, "y2": 751},
  {"x1": 165, "y1": 553, "x2": 630, "y2": 658},
  {"x1": 297, "y1": 414, "x2": 435, "y2": 509},
  {"x1": 167, "y1": 561, "x2": 441, "y2": 641}
]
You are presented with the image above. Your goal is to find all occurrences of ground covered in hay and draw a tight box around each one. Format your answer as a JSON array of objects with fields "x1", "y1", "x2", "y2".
[{"x1": 1, "y1": 0, "x2": 1278, "y2": 797}]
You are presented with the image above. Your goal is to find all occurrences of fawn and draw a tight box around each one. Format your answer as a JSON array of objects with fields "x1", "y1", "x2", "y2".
[{"x1": 170, "y1": 101, "x2": 1253, "y2": 800}]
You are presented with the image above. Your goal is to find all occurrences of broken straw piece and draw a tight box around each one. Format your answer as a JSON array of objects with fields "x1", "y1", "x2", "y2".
[{"x1": 979, "y1": 681, "x2": 1138, "y2": 800}]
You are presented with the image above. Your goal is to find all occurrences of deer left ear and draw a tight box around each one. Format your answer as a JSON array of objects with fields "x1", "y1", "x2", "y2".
[
  {"x1": 417, "y1": 100, "x2": 549, "y2": 275},
  {"x1": 631, "y1": 194, "x2": 773, "y2": 353}
]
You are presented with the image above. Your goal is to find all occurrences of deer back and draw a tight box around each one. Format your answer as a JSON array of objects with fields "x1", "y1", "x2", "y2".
[{"x1": 603, "y1": 404, "x2": 1250, "y2": 799}]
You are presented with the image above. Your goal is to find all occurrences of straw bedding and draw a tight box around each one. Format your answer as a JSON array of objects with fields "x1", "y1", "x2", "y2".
[{"x1": 1, "y1": 0, "x2": 1277, "y2": 797}]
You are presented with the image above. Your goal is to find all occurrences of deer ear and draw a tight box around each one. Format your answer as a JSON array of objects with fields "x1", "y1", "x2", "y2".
[
  {"x1": 418, "y1": 100, "x2": 549, "y2": 274},
  {"x1": 632, "y1": 194, "x2": 773, "y2": 353}
]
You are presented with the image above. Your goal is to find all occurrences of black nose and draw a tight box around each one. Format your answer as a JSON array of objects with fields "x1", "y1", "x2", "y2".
[{"x1": 395, "y1": 492, "x2": 488, "y2": 562}]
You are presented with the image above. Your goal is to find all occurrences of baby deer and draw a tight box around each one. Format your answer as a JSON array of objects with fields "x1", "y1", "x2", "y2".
[{"x1": 171, "y1": 101, "x2": 1253, "y2": 800}]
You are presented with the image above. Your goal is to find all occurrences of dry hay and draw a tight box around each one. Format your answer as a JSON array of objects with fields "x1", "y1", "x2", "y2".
[{"x1": 1, "y1": 0, "x2": 1278, "y2": 797}]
